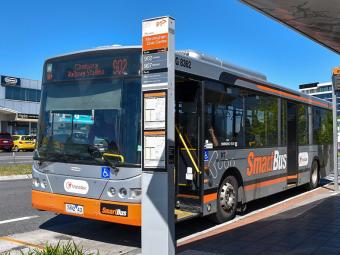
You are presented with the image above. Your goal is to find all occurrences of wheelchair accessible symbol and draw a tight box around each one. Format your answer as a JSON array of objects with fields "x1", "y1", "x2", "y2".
[
  {"x1": 204, "y1": 150, "x2": 209, "y2": 161},
  {"x1": 101, "y1": 167, "x2": 111, "y2": 179}
]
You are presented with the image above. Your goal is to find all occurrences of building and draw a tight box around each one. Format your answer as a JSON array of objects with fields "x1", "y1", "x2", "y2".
[
  {"x1": 299, "y1": 81, "x2": 340, "y2": 112},
  {"x1": 299, "y1": 81, "x2": 333, "y2": 101},
  {"x1": 0, "y1": 75, "x2": 41, "y2": 135}
]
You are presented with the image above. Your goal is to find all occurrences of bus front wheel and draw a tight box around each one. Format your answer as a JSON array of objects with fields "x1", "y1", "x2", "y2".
[{"x1": 211, "y1": 175, "x2": 238, "y2": 224}]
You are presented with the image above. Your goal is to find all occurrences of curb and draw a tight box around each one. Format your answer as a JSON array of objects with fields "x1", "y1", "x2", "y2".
[{"x1": 0, "y1": 174, "x2": 32, "y2": 181}]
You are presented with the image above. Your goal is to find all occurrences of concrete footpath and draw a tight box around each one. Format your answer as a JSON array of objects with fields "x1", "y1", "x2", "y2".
[
  {"x1": 0, "y1": 174, "x2": 32, "y2": 181},
  {"x1": 178, "y1": 184, "x2": 340, "y2": 255}
]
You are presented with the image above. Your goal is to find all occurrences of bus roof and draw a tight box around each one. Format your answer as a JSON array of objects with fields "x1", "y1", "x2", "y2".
[{"x1": 45, "y1": 45, "x2": 332, "y2": 110}]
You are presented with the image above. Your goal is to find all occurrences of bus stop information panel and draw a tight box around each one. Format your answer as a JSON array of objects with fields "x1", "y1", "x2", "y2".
[{"x1": 141, "y1": 16, "x2": 176, "y2": 255}]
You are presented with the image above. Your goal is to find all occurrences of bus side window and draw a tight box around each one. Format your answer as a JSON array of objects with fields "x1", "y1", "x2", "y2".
[
  {"x1": 204, "y1": 82, "x2": 244, "y2": 148},
  {"x1": 245, "y1": 92, "x2": 278, "y2": 148},
  {"x1": 245, "y1": 117, "x2": 256, "y2": 147}
]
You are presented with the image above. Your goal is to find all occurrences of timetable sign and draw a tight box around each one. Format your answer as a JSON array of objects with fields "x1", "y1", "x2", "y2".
[{"x1": 141, "y1": 16, "x2": 175, "y2": 170}]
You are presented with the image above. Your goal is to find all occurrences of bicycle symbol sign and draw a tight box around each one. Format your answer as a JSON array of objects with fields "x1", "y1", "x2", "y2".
[{"x1": 101, "y1": 167, "x2": 111, "y2": 179}]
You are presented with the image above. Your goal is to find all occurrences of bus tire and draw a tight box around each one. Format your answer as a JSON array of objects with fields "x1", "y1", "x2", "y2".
[
  {"x1": 309, "y1": 160, "x2": 320, "y2": 190},
  {"x1": 211, "y1": 175, "x2": 238, "y2": 224}
]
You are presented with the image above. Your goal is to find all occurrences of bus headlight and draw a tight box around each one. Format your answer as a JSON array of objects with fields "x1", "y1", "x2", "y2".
[
  {"x1": 130, "y1": 188, "x2": 142, "y2": 199},
  {"x1": 41, "y1": 179, "x2": 48, "y2": 189},
  {"x1": 32, "y1": 178, "x2": 40, "y2": 188},
  {"x1": 108, "y1": 187, "x2": 116, "y2": 197},
  {"x1": 119, "y1": 188, "x2": 127, "y2": 198}
]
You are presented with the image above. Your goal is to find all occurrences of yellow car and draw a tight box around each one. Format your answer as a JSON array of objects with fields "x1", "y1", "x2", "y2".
[{"x1": 12, "y1": 135, "x2": 36, "y2": 152}]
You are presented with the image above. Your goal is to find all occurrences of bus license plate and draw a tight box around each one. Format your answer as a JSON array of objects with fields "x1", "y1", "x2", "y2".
[{"x1": 65, "y1": 203, "x2": 84, "y2": 215}]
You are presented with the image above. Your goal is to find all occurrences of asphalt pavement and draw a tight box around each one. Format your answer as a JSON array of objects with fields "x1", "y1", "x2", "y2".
[
  {"x1": 0, "y1": 179, "x2": 57, "y2": 236},
  {"x1": 0, "y1": 151, "x2": 33, "y2": 165}
]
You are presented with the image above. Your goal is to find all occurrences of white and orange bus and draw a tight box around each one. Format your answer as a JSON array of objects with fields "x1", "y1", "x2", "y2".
[{"x1": 32, "y1": 46, "x2": 333, "y2": 225}]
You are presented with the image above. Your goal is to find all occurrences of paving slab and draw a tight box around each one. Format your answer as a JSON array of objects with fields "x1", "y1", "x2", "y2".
[{"x1": 178, "y1": 184, "x2": 340, "y2": 255}]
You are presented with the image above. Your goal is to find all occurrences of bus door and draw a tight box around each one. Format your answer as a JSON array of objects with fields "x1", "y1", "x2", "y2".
[
  {"x1": 287, "y1": 102, "x2": 298, "y2": 185},
  {"x1": 175, "y1": 78, "x2": 203, "y2": 210}
]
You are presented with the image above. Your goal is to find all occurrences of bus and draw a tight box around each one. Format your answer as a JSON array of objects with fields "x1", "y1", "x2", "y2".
[{"x1": 32, "y1": 46, "x2": 333, "y2": 225}]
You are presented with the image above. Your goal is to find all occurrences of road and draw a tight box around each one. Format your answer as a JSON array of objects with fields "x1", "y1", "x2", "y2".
[
  {"x1": 0, "y1": 151, "x2": 33, "y2": 165},
  {"x1": 0, "y1": 179, "x2": 58, "y2": 236}
]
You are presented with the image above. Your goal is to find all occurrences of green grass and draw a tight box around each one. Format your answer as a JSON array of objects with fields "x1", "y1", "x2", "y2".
[
  {"x1": 0, "y1": 164, "x2": 32, "y2": 176},
  {"x1": 1, "y1": 241, "x2": 99, "y2": 255}
]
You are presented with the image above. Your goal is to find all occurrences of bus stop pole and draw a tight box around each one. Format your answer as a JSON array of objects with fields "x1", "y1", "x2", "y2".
[
  {"x1": 332, "y1": 68, "x2": 340, "y2": 191},
  {"x1": 141, "y1": 16, "x2": 176, "y2": 255},
  {"x1": 332, "y1": 89, "x2": 338, "y2": 191}
]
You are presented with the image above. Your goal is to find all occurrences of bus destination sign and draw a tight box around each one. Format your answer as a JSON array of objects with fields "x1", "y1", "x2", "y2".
[
  {"x1": 44, "y1": 51, "x2": 140, "y2": 82},
  {"x1": 67, "y1": 64, "x2": 105, "y2": 79}
]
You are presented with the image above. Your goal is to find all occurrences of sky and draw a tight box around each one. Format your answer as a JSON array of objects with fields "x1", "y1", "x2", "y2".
[{"x1": 0, "y1": 0, "x2": 339, "y2": 90}]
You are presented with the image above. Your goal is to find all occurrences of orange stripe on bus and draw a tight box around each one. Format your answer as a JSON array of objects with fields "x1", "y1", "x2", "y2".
[
  {"x1": 203, "y1": 193, "x2": 217, "y2": 203},
  {"x1": 244, "y1": 176, "x2": 287, "y2": 191},
  {"x1": 256, "y1": 85, "x2": 330, "y2": 108},
  {"x1": 245, "y1": 175, "x2": 299, "y2": 191},
  {"x1": 32, "y1": 190, "x2": 141, "y2": 226}
]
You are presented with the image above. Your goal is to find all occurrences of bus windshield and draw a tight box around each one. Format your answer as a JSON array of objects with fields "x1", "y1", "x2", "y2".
[{"x1": 36, "y1": 78, "x2": 141, "y2": 165}]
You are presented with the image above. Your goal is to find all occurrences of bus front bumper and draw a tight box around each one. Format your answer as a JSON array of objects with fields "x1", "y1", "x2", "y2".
[{"x1": 32, "y1": 190, "x2": 141, "y2": 226}]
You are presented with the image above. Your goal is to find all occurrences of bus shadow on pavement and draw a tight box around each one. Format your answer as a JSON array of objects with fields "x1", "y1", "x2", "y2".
[
  {"x1": 176, "y1": 180, "x2": 332, "y2": 240},
  {"x1": 177, "y1": 193, "x2": 340, "y2": 255}
]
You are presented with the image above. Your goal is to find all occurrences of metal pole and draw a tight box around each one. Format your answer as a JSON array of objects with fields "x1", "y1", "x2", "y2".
[
  {"x1": 141, "y1": 16, "x2": 176, "y2": 255},
  {"x1": 332, "y1": 89, "x2": 338, "y2": 191}
]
